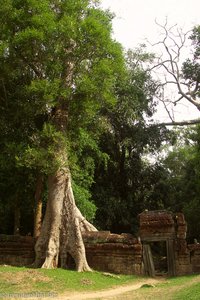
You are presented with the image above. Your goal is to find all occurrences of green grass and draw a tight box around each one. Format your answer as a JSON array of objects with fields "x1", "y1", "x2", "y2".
[
  {"x1": 0, "y1": 265, "x2": 138, "y2": 295},
  {"x1": 1, "y1": 266, "x2": 200, "y2": 299},
  {"x1": 170, "y1": 277, "x2": 200, "y2": 300},
  {"x1": 120, "y1": 274, "x2": 200, "y2": 300},
  {"x1": 173, "y1": 282, "x2": 200, "y2": 300}
]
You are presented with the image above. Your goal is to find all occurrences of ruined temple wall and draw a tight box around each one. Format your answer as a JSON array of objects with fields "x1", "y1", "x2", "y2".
[
  {"x1": 83, "y1": 232, "x2": 142, "y2": 275},
  {"x1": 0, "y1": 233, "x2": 143, "y2": 275},
  {"x1": 188, "y1": 244, "x2": 200, "y2": 274},
  {"x1": 139, "y1": 210, "x2": 176, "y2": 241},
  {"x1": 175, "y1": 240, "x2": 193, "y2": 276},
  {"x1": 174, "y1": 213, "x2": 192, "y2": 275},
  {"x1": 0, "y1": 235, "x2": 35, "y2": 266},
  {"x1": 139, "y1": 210, "x2": 200, "y2": 276},
  {"x1": 1, "y1": 215, "x2": 200, "y2": 276}
]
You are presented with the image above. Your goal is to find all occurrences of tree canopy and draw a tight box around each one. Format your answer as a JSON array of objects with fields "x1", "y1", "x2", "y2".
[{"x1": 0, "y1": 0, "x2": 124, "y2": 231}]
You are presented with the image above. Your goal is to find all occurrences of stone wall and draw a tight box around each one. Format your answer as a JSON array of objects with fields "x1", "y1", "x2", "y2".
[
  {"x1": 174, "y1": 214, "x2": 193, "y2": 275},
  {"x1": 188, "y1": 244, "x2": 200, "y2": 274},
  {"x1": 0, "y1": 235, "x2": 35, "y2": 266},
  {"x1": 139, "y1": 210, "x2": 200, "y2": 276},
  {"x1": 0, "y1": 233, "x2": 142, "y2": 275},
  {"x1": 139, "y1": 210, "x2": 176, "y2": 240},
  {"x1": 83, "y1": 232, "x2": 142, "y2": 275}
]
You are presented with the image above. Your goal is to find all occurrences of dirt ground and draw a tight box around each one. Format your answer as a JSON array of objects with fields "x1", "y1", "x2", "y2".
[
  {"x1": 54, "y1": 278, "x2": 164, "y2": 300},
  {"x1": 3, "y1": 277, "x2": 162, "y2": 300}
]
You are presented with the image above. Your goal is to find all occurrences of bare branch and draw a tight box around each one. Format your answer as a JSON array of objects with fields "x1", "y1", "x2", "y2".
[
  {"x1": 159, "y1": 118, "x2": 200, "y2": 126},
  {"x1": 191, "y1": 80, "x2": 200, "y2": 96},
  {"x1": 160, "y1": 97, "x2": 174, "y2": 122},
  {"x1": 150, "y1": 20, "x2": 200, "y2": 120},
  {"x1": 173, "y1": 95, "x2": 184, "y2": 105}
]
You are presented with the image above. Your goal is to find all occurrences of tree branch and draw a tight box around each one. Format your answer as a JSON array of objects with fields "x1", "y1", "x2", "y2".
[
  {"x1": 151, "y1": 20, "x2": 200, "y2": 118},
  {"x1": 159, "y1": 118, "x2": 200, "y2": 126}
]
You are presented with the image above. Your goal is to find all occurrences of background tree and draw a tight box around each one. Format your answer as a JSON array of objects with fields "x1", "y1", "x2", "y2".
[
  {"x1": 92, "y1": 46, "x2": 171, "y2": 233},
  {"x1": 153, "y1": 126, "x2": 200, "y2": 242},
  {"x1": 148, "y1": 23, "x2": 200, "y2": 241}
]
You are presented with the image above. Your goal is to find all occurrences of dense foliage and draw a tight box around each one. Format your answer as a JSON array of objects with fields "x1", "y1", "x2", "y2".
[
  {"x1": 0, "y1": 1, "x2": 199, "y2": 242},
  {"x1": 154, "y1": 126, "x2": 200, "y2": 242},
  {"x1": 92, "y1": 48, "x2": 171, "y2": 233}
]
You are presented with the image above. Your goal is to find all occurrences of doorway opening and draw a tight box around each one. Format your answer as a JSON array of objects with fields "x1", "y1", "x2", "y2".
[{"x1": 150, "y1": 241, "x2": 168, "y2": 275}]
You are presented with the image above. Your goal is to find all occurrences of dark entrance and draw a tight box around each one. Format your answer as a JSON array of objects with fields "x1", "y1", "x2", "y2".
[
  {"x1": 150, "y1": 241, "x2": 167, "y2": 275},
  {"x1": 143, "y1": 239, "x2": 176, "y2": 277}
]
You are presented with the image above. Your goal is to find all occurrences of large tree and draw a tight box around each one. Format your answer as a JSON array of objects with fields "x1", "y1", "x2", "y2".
[{"x1": 0, "y1": 0, "x2": 124, "y2": 271}]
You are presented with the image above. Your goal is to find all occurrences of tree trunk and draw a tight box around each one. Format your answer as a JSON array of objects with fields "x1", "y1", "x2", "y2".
[
  {"x1": 34, "y1": 176, "x2": 43, "y2": 239},
  {"x1": 34, "y1": 167, "x2": 97, "y2": 271},
  {"x1": 34, "y1": 58, "x2": 97, "y2": 271},
  {"x1": 14, "y1": 201, "x2": 20, "y2": 235}
]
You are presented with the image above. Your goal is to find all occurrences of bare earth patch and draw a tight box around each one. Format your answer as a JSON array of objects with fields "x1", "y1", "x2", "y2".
[
  {"x1": 0, "y1": 269, "x2": 51, "y2": 289},
  {"x1": 54, "y1": 278, "x2": 164, "y2": 300}
]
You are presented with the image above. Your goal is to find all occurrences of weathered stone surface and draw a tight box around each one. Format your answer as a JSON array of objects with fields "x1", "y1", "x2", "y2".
[
  {"x1": 176, "y1": 255, "x2": 191, "y2": 265},
  {"x1": 176, "y1": 239, "x2": 188, "y2": 254},
  {"x1": 176, "y1": 226, "x2": 187, "y2": 239},
  {"x1": 83, "y1": 232, "x2": 142, "y2": 275},
  {"x1": 188, "y1": 244, "x2": 200, "y2": 252},
  {"x1": 139, "y1": 210, "x2": 176, "y2": 240},
  {"x1": 175, "y1": 213, "x2": 186, "y2": 225},
  {"x1": 82, "y1": 231, "x2": 139, "y2": 245},
  {"x1": 175, "y1": 263, "x2": 193, "y2": 276},
  {"x1": 82, "y1": 231, "x2": 111, "y2": 243},
  {"x1": 139, "y1": 210, "x2": 174, "y2": 226},
  {"x1": 0, "y1": 235, "x2": 35, "y2": 266}
]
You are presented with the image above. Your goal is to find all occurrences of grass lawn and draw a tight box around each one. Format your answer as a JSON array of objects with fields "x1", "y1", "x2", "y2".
[
  {"x1": 1, "y1": 265, "x2": 200, "y2": 299},
  {"x1": 120, "y1": 274, "x2": 200, "y2": 300},
  {"x1": 0, "y1": 265, "x2": 138, "y2": 295}
]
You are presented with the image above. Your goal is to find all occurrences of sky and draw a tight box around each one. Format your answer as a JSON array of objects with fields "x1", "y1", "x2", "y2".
[
  {"x1": 100, "y1": 0, "x2": 199, "y2": 49},
  {"x1": 100, "y1": 0, "x2": 200, "y2": 122}
]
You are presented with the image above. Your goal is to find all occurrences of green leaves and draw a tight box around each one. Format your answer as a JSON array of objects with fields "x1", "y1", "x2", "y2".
[
  {"x1": 26, "y1": 79, "x2": 61, "y2": 111},
  {"x1": 15, "y1": 123, "x2": 68, "y2": 174},
  {"x1": 182, "y1": 26, "x2": 200, "y2": 90},
  {"x1": 1, "y1": 0, "x2": 167, "y2": 231},
  {"x1": 155, "y1": 125, "x2": 200, "y2": 240},
  {"x1": 73, "y1": 182, "x2": 96, "y2": 221}
]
